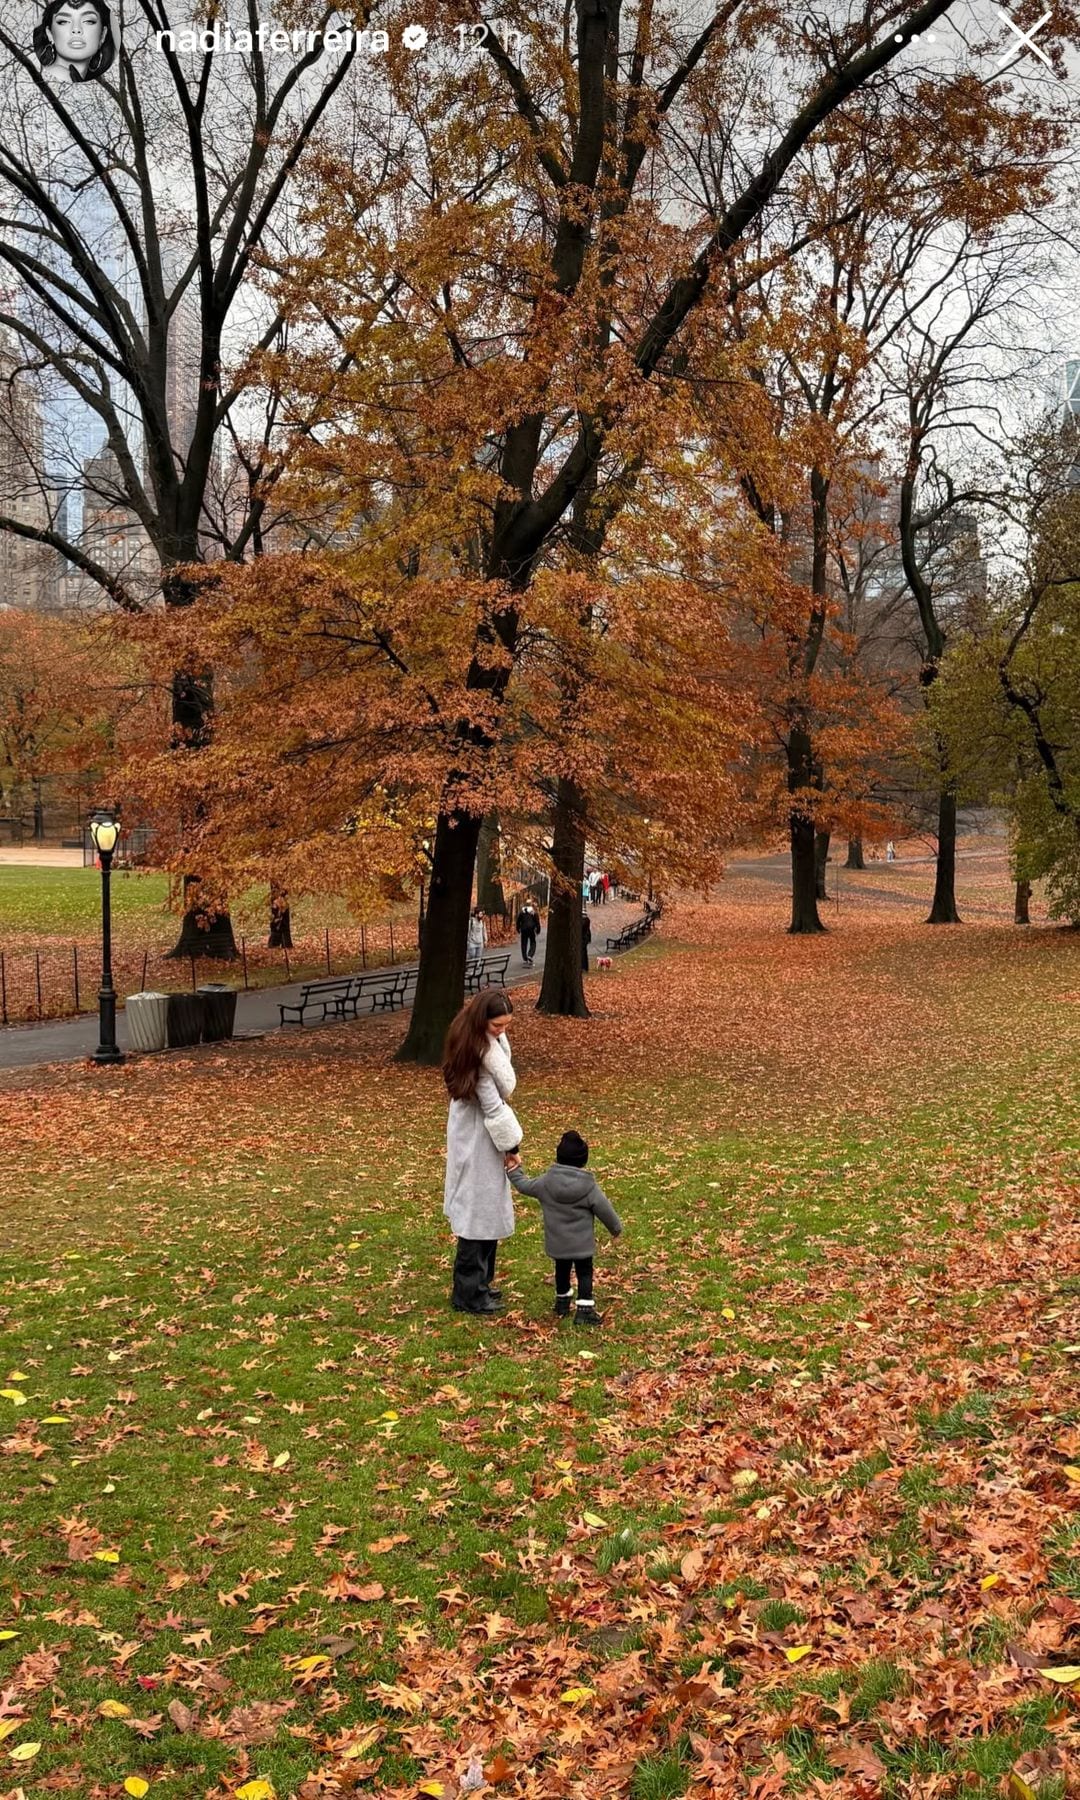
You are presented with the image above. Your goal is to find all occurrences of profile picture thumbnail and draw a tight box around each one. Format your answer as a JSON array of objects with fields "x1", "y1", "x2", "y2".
[{"x1": 33, "y1": 0, "x2": 116, "y2": 84}]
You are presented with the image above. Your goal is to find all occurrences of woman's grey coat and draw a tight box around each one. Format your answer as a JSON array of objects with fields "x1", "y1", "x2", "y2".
[{"x1": 443, "y1": 1031, "x2": 522, "y2": 1241}]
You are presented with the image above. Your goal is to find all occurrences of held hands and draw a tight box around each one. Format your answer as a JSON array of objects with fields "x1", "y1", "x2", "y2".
[{"x1": 504, "y1": 1151, "x2": 522, "y2": 1172}]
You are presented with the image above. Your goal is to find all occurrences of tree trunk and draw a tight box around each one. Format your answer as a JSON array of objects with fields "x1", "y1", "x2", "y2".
[
  {"x1": 166, "y1": 654, "x2": 238, "y2": 959},
  {"x1": 166, "y1": 875, "x2": 240, "y2": 959},
  {"x1": 814, "y1": 828, "x2": 831, "y2": 900},
  {"x1": 1014, "y1": 878, "x2": 1032, "y2": 925},
  {"x1": 396, "y1": 807, "x2": 483, "y2": 1065},
  {"x1": 268, "y1": 887, "x2": 293, "y2": 948},
  {"x1": 476, "y1": 812, "x2": 506, "y2": 917},
  {"x1": 927, "y1": 784, "x2": 961, "y2": 924},
  {"x1": 537, "y1": 776, "x2": 589, "y2": 1019},
  {"x1": 845, "y1": 837, "x2": 865, "y2": 870},
  {"x1": 787, "y1": 728, "x2": 825, "y2": 934}
]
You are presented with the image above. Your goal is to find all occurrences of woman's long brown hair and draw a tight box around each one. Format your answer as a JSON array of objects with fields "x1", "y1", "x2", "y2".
[{"x1": 442, "y1": 990, "x2": 513, "y2": 1102}]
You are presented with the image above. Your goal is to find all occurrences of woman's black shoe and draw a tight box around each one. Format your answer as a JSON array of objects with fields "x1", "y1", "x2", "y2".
[
  {"x1": 453, "y1": 1294, "x2": 505, "y2": 1315},
  {"x1": 485, "y1": 1286, "x2": 503, "y2": 1301}
]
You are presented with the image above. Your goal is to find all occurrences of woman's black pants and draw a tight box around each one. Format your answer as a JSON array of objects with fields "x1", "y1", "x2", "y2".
[{"x1": 453, "y1": 1238, "x2": 497, "y2": 1308}]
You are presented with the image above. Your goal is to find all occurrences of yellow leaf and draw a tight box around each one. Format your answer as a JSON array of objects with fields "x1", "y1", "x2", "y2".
[
  {"x1": 379, "y1": 1410, "x2": 399, "y2": 1421},
  {"x1": 582, "y1": 1512, "x2": 606, "y2": 1528},
  {"x1": 235, "y1": 1783, "x2": 276, "y2": 1800},
  {"x1": 720, "y1": 1307, "x2": 735, "y2": 1321},
  {"x1": 1063, "y1": 1465, "x2": 1080, "y2": 1483},
  {"x1": 6, "y1": 1372, "x2": 26, "y2": 1382},
  {"x1": 0, "y1": 1630, "x2": 19, "y2": 1641},
  {"x1": 93, "y1": 1550, "x2": 120, "y2": 1563},
  {"x1": 272, "y1": 1452, "x2": 290, "y2": 1469},
  {"x1": 124, "y1": 1779, "x2": 150, "y2": 1797},
  {"x1": 980, "y1": 1573, "x2": 1000, "y2": 1589},
  {"x1": 559, "y1": 1686, "x2": 595, "y2": 1704},
  {"x1": 0, "y1": 1720, "x2": 21, "y2": 1741},
  {"x1": 97, "y1": 1700, "x2": 132, "y2": 1719},
  {"x1": 732, "y1": 1469, "x2": 758, "y2": 1489},
  {"x1": 9, "y1": 1742, "x2": 41, "y2": 1762},
  {"x1": 40, "y1": 1417, "x2": 70, "y2": 1426},
  {"x1": 0, "y1": 1390, "x2": 27, "y2": 1407},
  {"x1": 1006, "y1": 1775, "x2": 1037, "y2": 1800},
  {"x1": 288, "y1": 1655, "x2": 331, "y2": 1673},
  {"x1": 341, "y1": 1729, "x2": 380, "y2": 1760},
  {"x1": 785, "y1": 1646, "x2": 813, "y2": 1663},
  {"x1": 553, "y1": 1459, "x2": 572, "y2": 1471},
  {"x1": 418, "y1": 1784, "x2": 444, "y2": 1797},
  {"x1": 1041, "y1": 1665, "x2": 1080, "y2": 1684}
]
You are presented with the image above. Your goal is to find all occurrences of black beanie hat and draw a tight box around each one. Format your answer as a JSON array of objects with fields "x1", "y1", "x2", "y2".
[{"x1": 556, "y1": 1130, "x2": 588, "y2": 1167}]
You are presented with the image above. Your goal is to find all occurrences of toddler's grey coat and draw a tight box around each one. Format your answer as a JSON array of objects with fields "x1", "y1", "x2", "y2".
[
  {"x1": 443, "y1": 1032, "x2": 521, "y2": 1241},
  {"x1": 508, "y1": 1162, "x2": 622, "y2": 1259}
]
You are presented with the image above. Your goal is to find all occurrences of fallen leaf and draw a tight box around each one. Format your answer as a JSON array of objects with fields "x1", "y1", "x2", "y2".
[
  {"x1": 367, "y1": 1534, "x2": 410, "y2": 1554},
  {"x1": 583, "y1": 1511, "x2": 606, "y2": 1528},
  {"x1": 785, "y1": 1646, "x2": 813, "y2": 1663},
  {"x1": 235, "y1": 1782, "x2": 276, "y2": 1800},
  {"x1": 980, "y1": 1574, "x2": 1001, "y2": 1589},
  {"x1": 0, "y1": 1721, "x2": 21, "y2": 1742},
  {"x1": 1041, "y1": 1666, "x2": 1080, "y2": 1684},
  {"x1": 0, "y1": 1631, "x2": 19, "y2": 1642},
  {"x1": 167, "y1": 1699, "x2": 193, "y2": 1733},
  {"x1": 418, "y1": 1784, "x2": 444, "y2": 1797},
  {"x1": 123, "y1": 1780, "x2": 150, "y2": 1797},
  {"x1": 681, "y1": 1547, "x2": 705, "y2": 1582},
  {"x1": 272, "y1": 1452, "x2": 289, "y2": 1469},
  {"x1": 1006, "y1": 1775, "x2": 1037, "y2": 1800},
  {"x1": 98, "y1": 1699, "x2": 132, "y2": 1718},
  {"x1": 9, "y1": 1743, "x2": 41, "y2": 1762},
  {"x1": 560, "y1": 1686, "x2": 595, "y2": 1704},
  {"x1": 93, "y1": 1549, "x2": 120, "y2": 1563},
  {"x1": 0, "y1": 1391, "x2": 27, "y2": 1407}
]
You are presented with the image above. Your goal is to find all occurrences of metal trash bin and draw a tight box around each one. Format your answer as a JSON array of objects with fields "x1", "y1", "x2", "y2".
[
  {"x1": 126, "y1": 991, "x2": 169, "y2": 1053},
  {"x1": 198, "y1": 983, "x2": 237, "y2": 1042},
  {"x1": 166, "y1": 991, "x2": 205, "y2": 1048}
]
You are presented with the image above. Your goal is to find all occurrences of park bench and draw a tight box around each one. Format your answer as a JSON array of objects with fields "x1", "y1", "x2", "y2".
[
  {"x1": 352, "y1": 967, "x2": 417, "y2": 1013},
  {"x1": 279, "y1": 977, "x2": 358, "y2": 1026},
  {"x1": 606, "y1": 907, "x2": 661, "y2": 954},
  {"x1": 279, "y1": 967, "x2": 418, "y2": 1027},
  {"x1": 465, "y1": 952, "x2": 511, "y2": 994}
]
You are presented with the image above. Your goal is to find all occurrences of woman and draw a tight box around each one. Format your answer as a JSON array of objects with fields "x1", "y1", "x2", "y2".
[
  {"x1": 33, "y1": 0, "x2": 116, "y2": 84},
  {"x1": 442, "y1": 990, "x2": 521, "y2": 1315},
  {"x1": 467, "y1": 907, "x2": 487, "y2": 961},
  {"x1": 581, "y1": 910, "x2": 592, "y2": 972}
]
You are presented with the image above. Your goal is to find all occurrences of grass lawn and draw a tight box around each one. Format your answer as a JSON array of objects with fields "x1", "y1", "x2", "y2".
[
  {"x1": 0, "y1": 867, "x2": 172, "y2": 942},
  {"x1": 1, "y1": 882, "x2": 1079, "y2": 1799}
]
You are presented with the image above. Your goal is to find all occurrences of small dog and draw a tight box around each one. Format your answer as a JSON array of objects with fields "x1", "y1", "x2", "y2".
[{"x1": 596, "y1": 956, "x2": 613, "y2": 970}]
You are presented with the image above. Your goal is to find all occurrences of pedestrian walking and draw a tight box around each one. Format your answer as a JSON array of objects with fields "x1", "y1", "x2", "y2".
[
  {"x1": 516, "y1": 899, "x2": 540, "y2": 965},
  {"x1": 442, "y1": 990, "x2": 522, "y2": 1316},
  {"x1": 601, "y1": 873, "x2": 610, "y2": 903},
  {"x1": 582, "y1": 873, "x2": 591, "y2": 905},
  {"x1": 886, "y1": 840, "x2": 895, "y2": 863},
  {"x1": 467, "y1": 907, "x2": 487, "y2": 959},
  {"x1": 581, "y1": 911, "x2": 592, "y2": 972},
  {"x1": 506, "y1": 1130, "x2": 622, "y2": 1326},
  {"x1": 591, "y1": 874, "x2": 603, "y2": 906}
]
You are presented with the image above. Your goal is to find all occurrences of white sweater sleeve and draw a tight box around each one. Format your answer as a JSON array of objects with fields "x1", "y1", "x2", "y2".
[{"x1": 475, "y1": 1069, "x2": 522, "y2": 1152}]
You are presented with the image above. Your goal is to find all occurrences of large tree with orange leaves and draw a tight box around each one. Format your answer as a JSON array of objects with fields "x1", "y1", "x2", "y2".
[{"x1": 128, "y1": 0, "x2": 1075, "y2": 1056}]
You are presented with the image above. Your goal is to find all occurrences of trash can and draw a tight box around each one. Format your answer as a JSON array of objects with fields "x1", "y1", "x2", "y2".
[
  {"x1": 166, "y1": 991, "x2": 205, "y2": 1048},
  {"x1": 198, "y1": 984, "x2": 237, "y2": 1042},
  {"x1": 126, "y1": 991, "x2": 169, "y2": 1054}
]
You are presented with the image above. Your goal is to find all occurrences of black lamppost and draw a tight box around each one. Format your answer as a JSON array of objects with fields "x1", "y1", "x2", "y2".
[{"x1": 89, "y1": 808, "x2": 124, "y2": 1066}]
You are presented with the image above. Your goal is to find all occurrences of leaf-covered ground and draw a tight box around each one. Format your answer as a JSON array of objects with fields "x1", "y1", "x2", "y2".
[{"x1": 1, "y1": 875, "x2": 1078, "y2": 1800}]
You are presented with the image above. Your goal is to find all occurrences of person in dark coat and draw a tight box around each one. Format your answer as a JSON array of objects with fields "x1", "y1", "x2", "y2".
[
  {"x1": 581, "y1": 911, "x2": 591, "y2": 972},
  {"x1": 507, "y1": 1131, "x2": 622, "y2": 1325},
  {"x1": 516, "y1": 900, "x2": 540, "y2": 965}
]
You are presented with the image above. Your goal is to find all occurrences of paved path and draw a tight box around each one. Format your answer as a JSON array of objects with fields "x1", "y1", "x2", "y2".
[
  {"x1": 0, "y1": 900, "x2": 639, "y2": 1071},
  {"x1": 0, "y1": 845, "x2": 84, "y2": 868}
]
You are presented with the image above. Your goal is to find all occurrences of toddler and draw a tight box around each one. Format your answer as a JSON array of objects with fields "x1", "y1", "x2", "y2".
[{"x1": 507, "y1": 1131, "x2": 622, "y2": 1326}]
